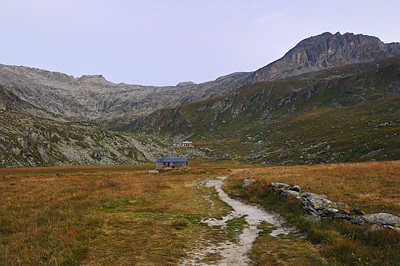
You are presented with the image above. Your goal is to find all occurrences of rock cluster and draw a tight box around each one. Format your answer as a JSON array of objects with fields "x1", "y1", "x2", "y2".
[{"x1": 242, "y1": 180, "x2": 400, "y2": 232}]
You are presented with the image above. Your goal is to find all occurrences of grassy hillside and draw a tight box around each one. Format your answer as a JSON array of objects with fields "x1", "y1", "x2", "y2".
[{"x1": 121, "y1": 56, "x2": 400, "y2": 164}]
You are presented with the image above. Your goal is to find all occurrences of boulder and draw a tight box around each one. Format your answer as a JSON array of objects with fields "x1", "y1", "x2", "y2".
[
  {"x1": 291, "y1": 185, "x2": 301, "y2": 192},
  {"x1": 320, "y1": 208, "x2": 338, "y2": 218},
  {"x1": 350, "y1": 215, "x2": 367, "y2": 226},
  {"x1": 242, "y1": 178, "x2": 255, "y2": 187},
  {"x1": 363, "y1": 213, "x2": 400, "y2": 227},
  {"x1": 334, "y1": 209, "x2": 351, "y2": 221},
  {"x1": 301, "y1": 193, "x2": 332, "y2": 210},
  {"x1": 281, "y1": 190, "x2": 300, "y2": 198},
  {"x1": 269, "y1": 182, "x2": 291, "y2": 193}
]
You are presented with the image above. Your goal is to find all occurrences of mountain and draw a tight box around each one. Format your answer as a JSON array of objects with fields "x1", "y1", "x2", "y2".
[
  {"x1": 119, "y1": 56, "x2": 400, "y2": 164},
  {"x1": 0, "y1": 85, "x2": 201, "y2": 167},
  {"x1": 1, "y1": 32, "x2": 399, "y2": 125},
  {"x1": 246, "y1": 32, "x2": 400, "y2": 83},
  {"x1": 0, "y1": 64, "x2": 250, "y2": 124},
  {"x1": 1, "y1": 32, "x2": 400, "y2": 167}
]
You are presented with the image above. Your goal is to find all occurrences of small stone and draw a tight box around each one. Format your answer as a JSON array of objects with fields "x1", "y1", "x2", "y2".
[
  {"x1": 148, "y1": 170, "x2": 159, "y2": 174},
  {"x1": 291, "y1": 185, "x2": 301, "y2": 192},
  {"x1": 281, "y1": 190, "x2": 300, "y2": 198},
  {"x1": 242, "y1": 178, "x2": 255, "y2": 187}
]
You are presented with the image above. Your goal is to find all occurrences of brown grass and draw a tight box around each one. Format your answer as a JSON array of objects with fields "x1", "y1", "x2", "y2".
[
  {"x1": 1, "y1": 160, "x2": 400, "y2": 265},
  {"x1": 0, "y1": 164, "x2": 232, "y2": 265},
  {"x1": 224, "y1": 160, "x2": 400, "y2": 265},
  {"x1": 232, "y1": 160, "x2": 400, "y2": 216}
]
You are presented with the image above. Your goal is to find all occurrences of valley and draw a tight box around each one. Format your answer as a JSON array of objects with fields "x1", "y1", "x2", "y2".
[{"x1": 1, "y1": 31, "x2": 400, "y2": 265}]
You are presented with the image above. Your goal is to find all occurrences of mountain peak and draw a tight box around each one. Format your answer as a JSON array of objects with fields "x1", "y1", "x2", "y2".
[
  {"x1": 77, "y1": 74, "x2": 106, "y2": 82},
  {"x1": 176, "y1": 81, "x2": 197, "y2": 87},
  {"x1": 249, "y1": 32, "x2": 400, "y2": 83}
]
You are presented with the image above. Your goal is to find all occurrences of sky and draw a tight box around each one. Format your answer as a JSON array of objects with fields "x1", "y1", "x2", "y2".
[{"x1": 1, "y1": 0, "x2": 400, "y2": 86}]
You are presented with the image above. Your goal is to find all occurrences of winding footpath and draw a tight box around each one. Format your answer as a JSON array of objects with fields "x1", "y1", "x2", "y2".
[{"x1": 180, "y1": 177, "x2": 296, "y2": 266}]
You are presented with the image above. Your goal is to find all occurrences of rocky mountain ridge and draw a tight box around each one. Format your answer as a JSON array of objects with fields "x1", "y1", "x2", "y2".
[
  {"x1": 1, "y1": 32, "x2": 399, "y2": 124},
  {"x1": 246, "y1": 32, "x2": 400, "y2": 83}
]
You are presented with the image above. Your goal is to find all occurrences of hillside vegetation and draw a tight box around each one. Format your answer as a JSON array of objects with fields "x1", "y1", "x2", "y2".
[{"x1": 122, "y1": 56, "x2": 400, "y2": 164}]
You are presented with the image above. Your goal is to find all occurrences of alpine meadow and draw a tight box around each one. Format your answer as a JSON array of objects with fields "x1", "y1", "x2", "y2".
[{"x1": 1, "y1": 28, "x2": 400, "y2": 265}]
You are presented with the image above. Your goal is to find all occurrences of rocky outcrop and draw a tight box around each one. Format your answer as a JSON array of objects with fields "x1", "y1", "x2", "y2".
[{"x1": 264, "y1": 181, "x2": 400, "y2": 232}]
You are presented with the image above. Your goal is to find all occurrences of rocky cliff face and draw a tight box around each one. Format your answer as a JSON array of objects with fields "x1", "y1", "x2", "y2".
[{"x1": 247, "y1": 32, "x2": 400, "y2": 83}]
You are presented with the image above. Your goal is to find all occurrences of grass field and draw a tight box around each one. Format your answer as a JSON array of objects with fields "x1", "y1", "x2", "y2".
[
  {"x1": 0, "y1": 163, "x2": 234, "y2": 265},
  {"x1": 224, "y1": 160, "x2": 400, "y2": 265},
  {"x1": 1, "y1": 160, "x2": 399, "y2": 265}
]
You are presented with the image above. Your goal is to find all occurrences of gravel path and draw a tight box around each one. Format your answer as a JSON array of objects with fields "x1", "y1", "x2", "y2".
[{"x1": 180, "y1": 177, "x2": 296, "y2": 266}]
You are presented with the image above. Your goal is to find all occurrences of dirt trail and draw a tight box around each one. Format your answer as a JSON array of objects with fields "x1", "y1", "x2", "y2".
[{"x1": 180, "y1": 177, "x2": 296, "y2": 266}]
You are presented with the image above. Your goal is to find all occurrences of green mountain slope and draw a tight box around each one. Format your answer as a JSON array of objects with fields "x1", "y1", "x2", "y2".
[{"x1": 119, "y1": 56, "x2": 400, "y2": 164}]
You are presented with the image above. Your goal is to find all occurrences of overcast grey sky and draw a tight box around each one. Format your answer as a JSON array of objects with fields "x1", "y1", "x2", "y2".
[{"x1": 1, "y1": 0, "x2": 399, "y2": 86}]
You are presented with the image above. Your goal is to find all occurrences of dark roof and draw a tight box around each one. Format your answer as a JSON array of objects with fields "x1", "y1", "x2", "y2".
[{"x1": 156, "y1": 157, "x2": 188, "y2": 163}]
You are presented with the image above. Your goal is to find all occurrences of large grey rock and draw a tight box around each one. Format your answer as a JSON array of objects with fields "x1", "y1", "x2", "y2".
[
  {"x1": 363, "y1": 213, "x2": 400, "y2": 227},
  {"x1": 301, "y1": 193, "x2": 331, "y2": 210},
  {"x1": 350, "y1": 216, "x2": 367, "y2": 226}
]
